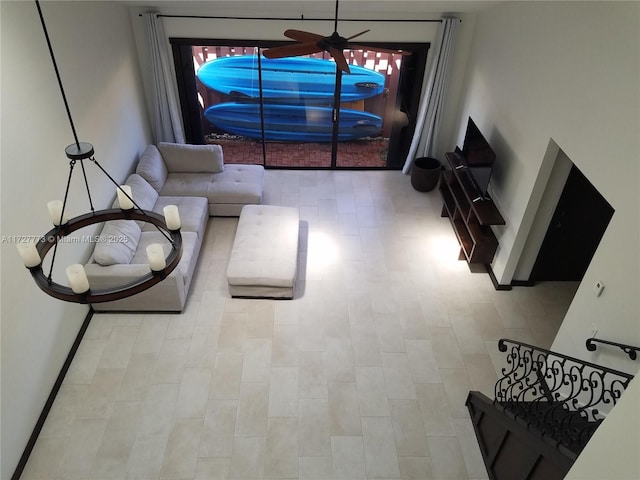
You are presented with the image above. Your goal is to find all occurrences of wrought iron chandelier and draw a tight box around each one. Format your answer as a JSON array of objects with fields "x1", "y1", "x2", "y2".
[{"x1": 16, "y1": 1, "x2": 182, "y2": 304}]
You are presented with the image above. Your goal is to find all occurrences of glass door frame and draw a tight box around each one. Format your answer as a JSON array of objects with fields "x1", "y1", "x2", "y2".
[{"x1": 170, "y1": 37, "x2": 429, "y2": 170}]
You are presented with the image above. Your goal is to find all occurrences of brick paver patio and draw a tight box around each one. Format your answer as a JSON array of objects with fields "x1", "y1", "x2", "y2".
[{"x1": 207, "y1": 134, "x2": 389, "y2": 168}]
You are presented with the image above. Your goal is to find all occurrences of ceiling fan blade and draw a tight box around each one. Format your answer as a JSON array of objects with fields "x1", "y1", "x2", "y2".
[
  {"x1": 348, "y1": 44, "x2": 412, "y2": 55},
  {"x1": 262, "y1": 42, "x2": 322, "y2": 59},
  {"x1": 346, "y1": 29, "x2": 370, "y2": 41},
  {"x1": 329, "y1": 47, "x2": 350, "y2": 74},
  {"x1": 284, "y1": 29, "x2": 324, "y2": 42}
]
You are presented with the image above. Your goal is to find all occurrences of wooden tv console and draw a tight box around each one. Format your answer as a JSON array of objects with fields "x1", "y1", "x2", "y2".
[{"x1": 440, "y1": 151, "x2": 505, "y2": 265}]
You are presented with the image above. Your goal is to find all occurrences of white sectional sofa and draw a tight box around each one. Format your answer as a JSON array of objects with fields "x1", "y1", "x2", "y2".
[
  {"x1": 138, "y1": 142, "x2": 264, "y2": 217},
  {"x1": 85, "y1": 143, "x2": 264, "y2": 312}
]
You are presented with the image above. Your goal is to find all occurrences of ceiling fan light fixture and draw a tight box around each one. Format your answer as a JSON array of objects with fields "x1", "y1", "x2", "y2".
[{"x1": 262, "y1": 1, "x2": 408, "y2": 73}]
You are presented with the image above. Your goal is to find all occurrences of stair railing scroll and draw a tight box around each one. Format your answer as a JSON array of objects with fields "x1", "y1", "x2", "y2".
[{"x1": 494, "y1": 338, "x2": 634, "y2": 456}]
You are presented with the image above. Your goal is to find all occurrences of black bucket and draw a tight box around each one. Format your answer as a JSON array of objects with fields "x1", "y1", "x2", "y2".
[{"x1": 410, "y1": 157, "x2": 442, "y2": 192}]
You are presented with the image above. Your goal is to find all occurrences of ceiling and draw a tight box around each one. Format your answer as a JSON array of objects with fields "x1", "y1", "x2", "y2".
[{"x1": 121, "y1": 0, "x2": 503, "y2": 18}]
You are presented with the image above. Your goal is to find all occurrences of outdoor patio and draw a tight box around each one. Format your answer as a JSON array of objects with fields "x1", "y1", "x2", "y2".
[{"x1": 207, "y1": 134, "x2": 390, "y2": 168}]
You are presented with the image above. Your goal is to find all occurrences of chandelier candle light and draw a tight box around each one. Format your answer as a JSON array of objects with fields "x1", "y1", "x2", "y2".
[
  {"x1": 47, "y1": 200, "x2": 68, "y2": 226},
  {"x1": 116, "y1": 185, "x2": 135, "y2": 210},
  {"x1": 146, "y1": 244, "x2": 167, "y2": 272},
  {"x1": 163, "y1": 205, "x2": 182, "y2": 230},
  {"x1": 17, "y1": 242, "x2": 42, "y2": 269},
  {"x1": 66, "y1": 264, "x2": 90, "y2": 294},
  {"x1": 16, "y1": 0, "x2": 183, "y2": 304}
]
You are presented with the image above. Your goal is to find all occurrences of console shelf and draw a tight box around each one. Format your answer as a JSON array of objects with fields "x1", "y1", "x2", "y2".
[{"x1": 440, "y1": 152, "x2": 505, "y2": 265}]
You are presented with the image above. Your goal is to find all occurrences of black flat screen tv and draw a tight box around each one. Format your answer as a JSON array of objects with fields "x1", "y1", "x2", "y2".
[{"x1": 460, "y1": 117, "x2": 495, "y2": 201}]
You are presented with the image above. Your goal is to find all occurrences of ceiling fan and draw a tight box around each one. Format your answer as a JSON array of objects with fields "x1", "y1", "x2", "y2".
[{"x1": 262, "y1": 0, "x2": 409, "y2": 74}]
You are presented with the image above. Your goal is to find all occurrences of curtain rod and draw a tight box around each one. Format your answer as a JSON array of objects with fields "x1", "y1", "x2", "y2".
[{"x1": 138, "y1": 13, "x2": 445, "y2": 23}]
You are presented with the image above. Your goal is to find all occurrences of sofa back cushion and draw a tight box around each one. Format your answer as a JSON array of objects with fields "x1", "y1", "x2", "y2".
[
  {"x1": 158, "y1": 142, "x2": 224, "y2": 173},
  {"x1": 93, "y1": 219, "x2": 142, "y2": 266},
  {"x1": 109, "y1": 174, "x2": 160, "y2": 229},
  {"x1": 136, "y1": 145, "x2": 168, "y2": 192},
  {"x1": 112, "y1": 174, "x2": 159, "y2": 211}
]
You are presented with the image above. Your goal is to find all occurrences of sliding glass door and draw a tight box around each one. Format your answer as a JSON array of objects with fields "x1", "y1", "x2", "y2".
[
  {"x1": 173, "y1": 39, "x2": 428, "y2": 169},
  {"x1": 335, "y1": 49, "x2": 404, "y2": 168},
  {"x1": 193, "y1": 46, "x2": 266, "y2": 165}
]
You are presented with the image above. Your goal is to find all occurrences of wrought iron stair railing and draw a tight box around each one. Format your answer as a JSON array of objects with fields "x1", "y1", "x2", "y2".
[{"x1": 494, "y1": 338, "x2": 635, "y2": 457}]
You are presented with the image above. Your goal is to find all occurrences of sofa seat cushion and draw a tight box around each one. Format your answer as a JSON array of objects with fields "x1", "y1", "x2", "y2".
[
  {"x1": 144, "y1": 196, "x2": 208, "y2": 234},
  {"x1": 93, "y1": 219, "x2": 142, "y2": 266},
  {"x1": 132, "y1": 231, "x2": 198, "y2": 283},
  {"x1": 161, "y1": 163, "x2": 264, "y2": 206},
  {"x1": 159, "y1": 173, "x2": 214, "y2": 198},
  {"x1": 136, "y1": 145, "x2": 168, "y2": 192},
  {"x1": 226, "y1": 205, "x2": 299, "y2": 298},
  {"x1": 208, "y1": 164, "x2": 264, "y2": 205},
  {"x1": 87, "y1": 228, "x2": 202, "y2": 312}
]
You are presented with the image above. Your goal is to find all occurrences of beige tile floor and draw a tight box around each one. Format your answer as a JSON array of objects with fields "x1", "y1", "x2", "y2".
[{"x1": 22, "y1": 170, "x2": 578, "y2": 480}]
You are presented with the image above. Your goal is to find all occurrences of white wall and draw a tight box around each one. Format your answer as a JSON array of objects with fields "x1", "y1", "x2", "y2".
[
  {"x1": 0, "y1": 1, "x2": 151, "y2": 477},
  {"x1": 456, "y1": 2, "x2": 640, "y2": 476},
  {"x1": 456, "y1": 1, "x2": 640, "y2": 367},
  {"x1": 513, "y1": 143, "x2": 572, "y2": 280},
  {"x1": 130, "y1": 1, "x2": 445, "y2": 42},
  {"x1": 565, "y1": 373, "x2": 640, "y2": 480}
]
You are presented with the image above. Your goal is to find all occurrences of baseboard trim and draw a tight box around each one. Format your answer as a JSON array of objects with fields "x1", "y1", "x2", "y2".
[
  {"x1": 510, "y1": 279, "x2": 536, "y2": 287},
  {"x1": 11, "y1": 308, "x2": 94, "y2": 480},
  {"x1": 485, "y1": 264, "x2": 513, "y2": 291}
]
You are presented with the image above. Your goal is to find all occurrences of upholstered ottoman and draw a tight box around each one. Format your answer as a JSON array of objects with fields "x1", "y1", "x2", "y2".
[{"x1": 226, "y1": 205, "x2": 300, "y2": 299}]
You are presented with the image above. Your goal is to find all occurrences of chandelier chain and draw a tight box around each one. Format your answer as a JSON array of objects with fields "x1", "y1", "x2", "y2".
[
  {"x1": 47, "y1": 160, "x2": 76, "y2": 284},
  {"x1": 35, "y1": 0, "x2": 81, "y2": 149},
  {"x1": 79, "y1": 159, "x2": 95, "y2": 214}
]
